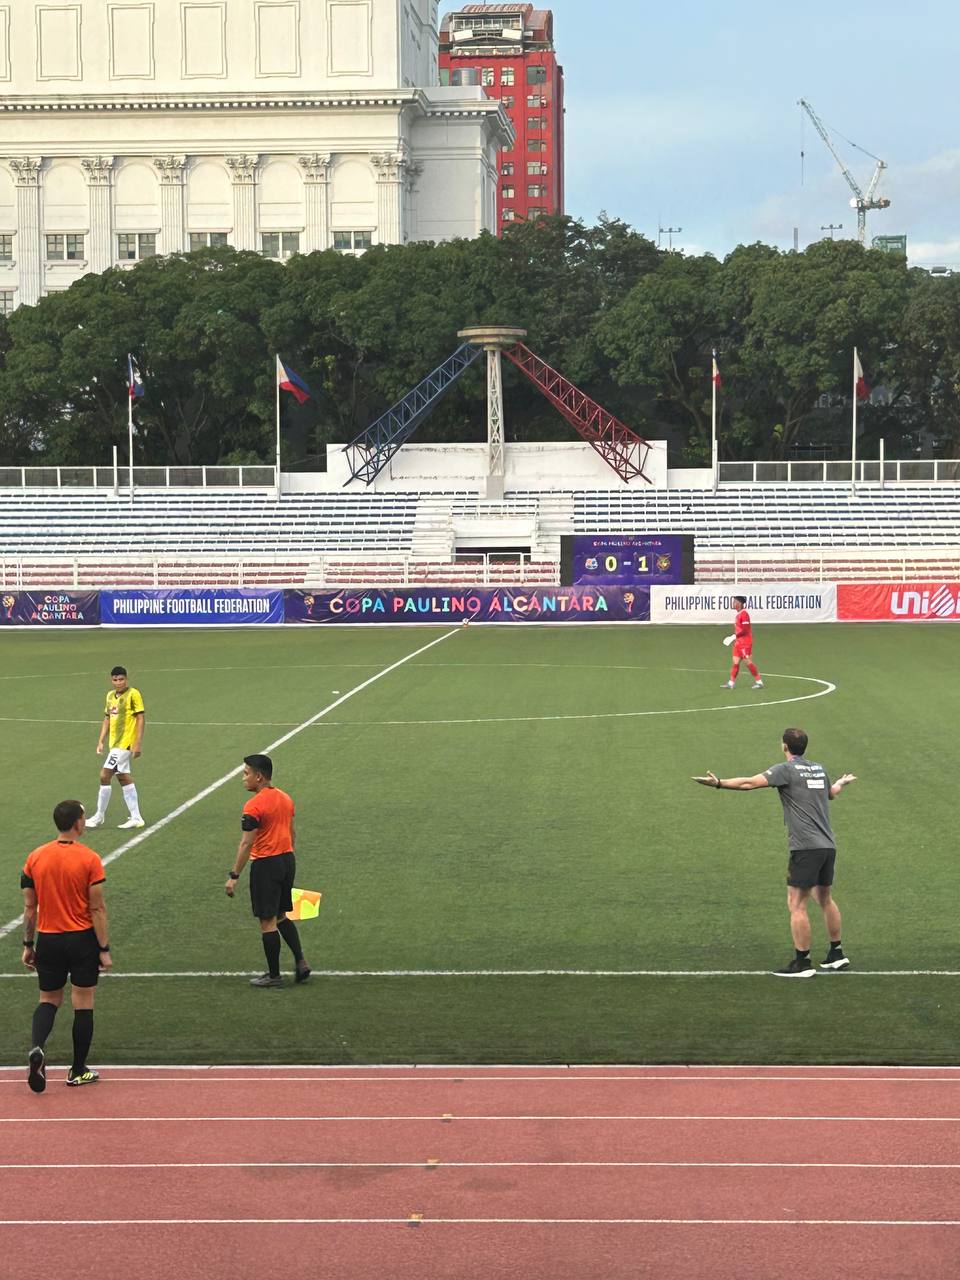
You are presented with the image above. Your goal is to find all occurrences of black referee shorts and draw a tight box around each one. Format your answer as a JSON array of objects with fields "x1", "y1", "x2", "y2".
[
  {"x1": 787, "y1": 848, "x2": 837, "y2": 890},
  {"x1": 249, "y1": 852, "x2": 296, "y2": 920},
  {"x1": 34, "y1": 928, "x2": 100, "y2": 991}
]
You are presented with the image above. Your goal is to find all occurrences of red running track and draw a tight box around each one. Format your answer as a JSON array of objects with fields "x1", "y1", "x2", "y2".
[{"x1": 0, "y1": 1065, "x2": 957, "y2": 1280}]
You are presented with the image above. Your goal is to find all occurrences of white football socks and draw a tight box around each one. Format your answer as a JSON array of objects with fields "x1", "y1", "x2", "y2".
[
  {"x1": 121, "y1": 783, "x2": 142, "y2": 822},
  {"x1": 96, "y1": 785, "x2": 112, "y2": 820}
]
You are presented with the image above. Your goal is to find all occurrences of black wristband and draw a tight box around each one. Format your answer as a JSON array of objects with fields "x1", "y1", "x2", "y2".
[
  {"x1": 23, "y1": 939, "x2": 35, "y2": 948},
  {"x1": 228, "y1": 871, "x2": 240, "y2": 880},
  {"x1": 716, "y1": 779, "x2": 722, "y2": 789},
  {"x1": 98, "y1": 943, "x2": 110, "y2": 952}
]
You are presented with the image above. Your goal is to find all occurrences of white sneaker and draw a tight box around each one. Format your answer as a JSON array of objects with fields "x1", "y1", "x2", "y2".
[
  {"x1": 118, "y1": 817, "x2": 145, "y2": 829},
  {"x1": 721, "y1": 680, "x2": 735, "y2": 689},
  {"x1": 85, "y1": 814, "x2": 105, "y2": 828},
  {"x1": 752, "y1": 681, "x2": 764, "y2": 689}
]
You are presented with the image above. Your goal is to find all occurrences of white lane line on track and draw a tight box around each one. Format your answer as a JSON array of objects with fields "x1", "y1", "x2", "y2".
[
  {"x1": 2, "y1": 1115, "x2": 958, "y2": 1124},
  {"x1": 2, "y1": 1160, "x2": 958, "y2": 1171},
  {"x1": 1, "y1": 1217, "x2": 958, "y2": 1227},
  {"x1": 0, "y1": 628, "x2": 461, "y2": 942},
  {"x1": 3, "y1": 1073, "x2": 958, "y2": 1084},
  {"x1": 2, "y1": 968, "x2": 958, "y2": 978}
]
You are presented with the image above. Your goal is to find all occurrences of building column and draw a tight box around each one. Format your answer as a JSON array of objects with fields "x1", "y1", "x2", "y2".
[
  {"x1": 225, "y1": 154, "x2": 258, "y2": 251},
  {"x1": 371, "y1": 152, "x2": 406, "y2": 245},
  {"x1": 153, "y1": 156, "x2": 186, "y2": 255},
  {"x1": 81, "y1": 156, "x2": 115, "y2": 274},
  {"x1": 9, "y1": 158, "x2": 42, "y2": 306},
  {"x1": 404, "y1": 161, "x2": 422, "y2": 244},
  {"x1": 298, "y1": 153, "x2": 331, "y2": 253}
]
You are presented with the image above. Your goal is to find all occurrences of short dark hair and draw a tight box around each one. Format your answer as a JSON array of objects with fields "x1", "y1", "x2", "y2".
[
  {"x1": 54, "y1": 800, "x2": 85, "y2": 832},
  {"x1": 111, "y1": 666, "x2": 127, "y2": 677},
  {"x1": 243, "y1": 753, "x2": 273, "y2": 779},
  {"x1": 783, "y1": 727, "x2": 808, "y2": 756},
  {"x1": 732, "y1": 595, "x2": 746, "y2": 607}
]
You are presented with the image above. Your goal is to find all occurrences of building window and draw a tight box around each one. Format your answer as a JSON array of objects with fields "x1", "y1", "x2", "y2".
[
  {"x1": 527, "y1": 207, "x2": 547, "y2": 218},
  {"x1": 189, "y1": 232, "x2": 229, "y2": 251},
  {"x1": 501, "y1": 162, "x2": 515, "y2": 176},
  {"x1": 333, "y1": 231, "x2": 373, "y2": 254},
  {"x1": 527, "y1": 94, "x2": 546, "y2": 108},
  {"x1": 481, "y1": 67, "x2": 495, "y2": 86},
  {"x1": 500, "y1": 66, "x2": 514, "y2": 86},
  {"x1": 439, "y1": 67, "x2": 450, "y2": 86},
  {"x1": 526, "y1": 65, "x2": 546, "y2": 84},
  {"x1": 528, "y1": 184, "x2": 546, "y2": 199},
  {"x1": 528, "y1": 140, "x2": 546, "y2": 152},
  {"x1": 502, "y1": 185, "x2": 515, "y2": 199},
  {"x1": 260, "y1": 232, "x2": 300, "y2": 259},
  {"x1": 0, "y1": 289, "x2": 14, "y2": 315},
  {"x1": 528, "y1": 116, "x2": 546, "y2": 131},
  {"x1": 501, "y1": 95, "x2": 514, "y2": 109},
  {"x1": 452, "y1": 67, "x2": 479, "y2": 86},
  {"x1": 46, "y1": 234, "x2": 86, "y2": 261},
  {"x1": 0, "y1": 234, "x2": 13, "y2": 261},
  {"x1": 527, "y1": 161, "x2": 548, "y2": 175},
  {"x1": 117, "y1": 233, "x2": 156, "y2": 260},
  {"x1": 502, "y1": 209, "x2": 516, "y2": 222},
  {"x1": 500, "y1": 142, "x2": 513, "y2": 153}
]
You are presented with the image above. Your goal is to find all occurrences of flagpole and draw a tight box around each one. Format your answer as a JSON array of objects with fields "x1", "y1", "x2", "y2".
[
  {"x1": 711, "y1": 361, "x2": 718, "y2": 493},
  {"x1": 128, "y1": 381, "x2": 134, "y2": 507},
  {"x1": 851, "y1": 347, "x2": 858, "y2": 496},
  {"x1": 275, "y1": 355, "x2": 281, "y2": 500}
]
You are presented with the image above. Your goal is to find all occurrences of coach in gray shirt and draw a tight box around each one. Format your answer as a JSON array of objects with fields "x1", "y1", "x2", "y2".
[{"x1": 693, "y1": 727, "x2": 857, "y2": 978}]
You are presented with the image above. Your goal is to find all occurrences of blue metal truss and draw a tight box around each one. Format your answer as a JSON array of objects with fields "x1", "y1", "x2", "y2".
[{"x1": 343, "y1": 344, "x2": 482, "y2": 486}]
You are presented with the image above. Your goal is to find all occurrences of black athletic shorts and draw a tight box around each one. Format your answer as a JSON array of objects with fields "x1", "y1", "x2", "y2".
[
  {"x1": 787, "y1": 848, "x2": 837, "y2": 890},
  {"x1": 249, "y1": 851, "x2": 295, "y2": 920},
  {"x1": 34, "y1": 928, "x2": 100, "y2": 991}
]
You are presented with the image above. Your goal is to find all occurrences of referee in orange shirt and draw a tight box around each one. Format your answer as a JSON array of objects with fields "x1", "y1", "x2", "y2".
[
  {"x1": 225, "y1": 754, "x2": 310, "y2": 987},
  {"x1": 21, "y1": 800, "x2": 112, "y2": 1092}
]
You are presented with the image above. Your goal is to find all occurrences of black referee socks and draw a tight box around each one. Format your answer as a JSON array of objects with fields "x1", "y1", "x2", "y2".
[
  {"x1": 261, "y1": 930, "x2": 282, "y2": 978},
  {"x1": 71, "y1": 1008, "x2": 94, "y2": 1073},
  {"x1": 277, "y1": 917, "x2": 304, "y2": 963},
  {"x1": 31, "y1": 1001, "x2": 57, "y2": 1049}
]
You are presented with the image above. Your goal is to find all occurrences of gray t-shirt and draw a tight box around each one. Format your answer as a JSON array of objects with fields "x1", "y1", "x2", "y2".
[{"x1": 763, "y1": 757, "x2": 835, "y2": 851}]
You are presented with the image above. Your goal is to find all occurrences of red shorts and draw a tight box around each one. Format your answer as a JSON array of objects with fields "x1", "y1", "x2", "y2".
[{"x1": 733, "y1": 639, "x2": 752, "y2": 660}]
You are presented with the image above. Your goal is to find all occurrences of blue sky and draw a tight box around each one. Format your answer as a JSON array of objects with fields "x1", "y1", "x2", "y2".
[{"x1": 440, "y1": 0, "x2": 960, "y2": 266}]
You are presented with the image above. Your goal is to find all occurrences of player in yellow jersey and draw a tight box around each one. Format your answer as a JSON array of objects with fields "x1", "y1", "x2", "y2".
[{"x1": 86, "y1": 666, "x2": 145, "y2": 830}]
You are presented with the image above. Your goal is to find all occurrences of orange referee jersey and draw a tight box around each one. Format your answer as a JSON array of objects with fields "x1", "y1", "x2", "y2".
[
  {"x1": 242, "y1": 787, "x2": 295, "y2": 860},
  {"x1": 22, "y1": 840, "x2": 105, "y2": 933}
]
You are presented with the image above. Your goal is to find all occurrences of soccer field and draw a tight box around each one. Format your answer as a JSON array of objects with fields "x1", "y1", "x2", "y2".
[{"x1": 1, "y1": 621, "x2": 957, "y2": 1065}]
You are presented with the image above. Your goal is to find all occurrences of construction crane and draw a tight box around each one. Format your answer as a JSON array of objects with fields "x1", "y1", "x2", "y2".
[{"x1": 798, "y1": 98, "x2": 890, "y2": 244}]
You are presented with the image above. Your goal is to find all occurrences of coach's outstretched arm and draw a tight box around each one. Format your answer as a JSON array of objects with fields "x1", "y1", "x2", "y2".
[
  {"x1": 829, "y1": 773, "x2": 857, "y2": 799},
  {"x1": 691, "y1": 771, "x2": 770, "y2": 792}
]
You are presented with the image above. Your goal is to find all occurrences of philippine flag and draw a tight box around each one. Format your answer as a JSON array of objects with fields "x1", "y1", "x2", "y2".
[
  {"x1": 712, "y1": 349, "x2": 722, "y2": 389},
  {"x1": 276, "y1": 356, "x2": 312, "y2": 405},
  {"x1": 854, "y1": 349, "x2": 870, "y2": 401},
  {"x1": 127, "y1": 354, "x2": 145, "y2": 400}
]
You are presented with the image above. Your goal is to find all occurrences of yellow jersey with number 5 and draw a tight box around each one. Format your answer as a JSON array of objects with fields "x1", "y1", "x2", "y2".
[{"x1": 105, "y1": 687, "x2": 145, "y2": 749}]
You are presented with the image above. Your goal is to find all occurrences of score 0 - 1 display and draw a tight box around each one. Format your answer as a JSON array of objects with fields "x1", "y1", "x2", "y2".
[{"x1": 560, "y1": 535, "x2": 694, "y2": 587}]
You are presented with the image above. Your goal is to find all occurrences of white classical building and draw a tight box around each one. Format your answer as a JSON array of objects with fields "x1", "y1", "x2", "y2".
[{"x1": 0, "y1": 0, "x2": 510, "y2": 311}]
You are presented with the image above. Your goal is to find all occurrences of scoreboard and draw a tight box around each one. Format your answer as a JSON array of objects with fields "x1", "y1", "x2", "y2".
[{"x1": 561, "y1": 535, "x2": 694, "y2": 587}]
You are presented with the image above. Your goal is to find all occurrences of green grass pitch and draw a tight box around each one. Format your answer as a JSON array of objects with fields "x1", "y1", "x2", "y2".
[{"x1": 1, "y1": 621, "x2": 957, "y2": 1065}]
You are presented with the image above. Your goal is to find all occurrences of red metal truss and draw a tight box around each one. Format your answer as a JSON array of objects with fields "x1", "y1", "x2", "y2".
[{"x1": 503, "y1": 343, "x2": 652, "y2": 483}]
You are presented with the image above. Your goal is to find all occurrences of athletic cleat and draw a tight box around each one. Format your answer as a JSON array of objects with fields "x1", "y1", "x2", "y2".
[
  {"x1": 66, "y1": 1067, "x2": 100, "y2": 1086},
  {"x1": 249, "y1": 974, "x2": 284, "y2": 988},
  {"x1": 774, "y1": 957, "x2": 817, "y2": 978},
  {"x1": 821, "y1": 951, "x2": 851, "y2": 971},
  {"x1": 85, "y1": 814, "x2": 104, "y2": 828},
  {"x1": 721, "y1": 680, "x2": 735, "y2": 689},
  {"x1": 295, "y1": 963, "x2": 312, "y2": 985},
  {"x1": 118, "y1": 817, "x2": 145, "y2": 829},
  {"x1": 752, "y1": 681, "x2": 764, "y2": 689},
  {"x1": 27, "y1": 1046, "x2": 46, "y2": 1094}
]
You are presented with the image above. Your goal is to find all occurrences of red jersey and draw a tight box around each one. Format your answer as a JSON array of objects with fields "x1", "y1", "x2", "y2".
[{"x1": 734, "y1": 609, "x2": 752, "y2": 638}]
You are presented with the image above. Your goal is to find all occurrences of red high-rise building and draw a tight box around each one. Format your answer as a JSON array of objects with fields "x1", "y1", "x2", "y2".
[{"x1": 439, "y1": 5, "x2": 564, "y2": 233}]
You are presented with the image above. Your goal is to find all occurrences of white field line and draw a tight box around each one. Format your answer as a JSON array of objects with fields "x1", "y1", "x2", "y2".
[
  {"x1": 1, "y1": 1160, "x2": 957, "y2": 1171},
  {"x1": 0, "y1": 628, "x2": 461, "y2": 942},
  {"x1": 4, "y1": 1073, "x2": 958, "y2": 1085},
  {"x1": 0, "y1": 1217, "x2": 958, "y2": 1227},
  {"x1": 1, "y1": 1063, "x2": 957, "y2": 1074},
  {"x1": 2, "y1": 1114, "x2": 958, "y2": 1124},
  {"x1": 2, "y1": 968, "x2": 958, "y2": 979}
]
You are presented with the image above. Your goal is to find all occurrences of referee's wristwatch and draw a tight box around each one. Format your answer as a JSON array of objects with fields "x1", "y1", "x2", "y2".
[
  {"x1": 99, "y1": 943, "x2": 110, "y2": 952},
  {"x1": 228, "y1": 870, "x2": 240, "y2": 880},
  {"x1": 22, "y1": 939, "x2": 35, "y2": 948}
]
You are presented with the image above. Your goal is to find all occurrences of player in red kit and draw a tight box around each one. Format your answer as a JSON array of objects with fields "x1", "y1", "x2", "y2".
[{"x1": 722, "y1": 595, "x2": 764, "y2": 689}]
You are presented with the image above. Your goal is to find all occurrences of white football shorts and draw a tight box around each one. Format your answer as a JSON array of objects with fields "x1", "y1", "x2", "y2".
[{"x1": 103, "y1": 747, "x2": 133, "y2": 774}]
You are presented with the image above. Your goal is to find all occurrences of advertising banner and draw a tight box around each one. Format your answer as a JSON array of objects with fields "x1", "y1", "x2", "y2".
[
  {"x1": 651, "y1": 583, "x2": 838, "y2": 625},
  {"x1": 100, "y1": 589, "x2": 284, "y2": 626},
  {"x1": 0, "y1": 591, "x2": 100, "y2": 626},
  {"x1": 562, "y1": 535, "x2": 694, "y2": 586},
  {"x1": 285, "y1": 587, "x2": 650, "y2": 624},
  {"x1": 837, "y1": 582, "x2": 960, "y2": 622}
]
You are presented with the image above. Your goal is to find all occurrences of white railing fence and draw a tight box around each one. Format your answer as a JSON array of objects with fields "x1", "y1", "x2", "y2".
[
  {"x1": 0, "y1": 465, "x2": 276, "y2": 491},
  {"x1": 718, "y1": 459, "x2": 960, "y2": 485}
]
